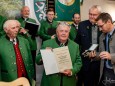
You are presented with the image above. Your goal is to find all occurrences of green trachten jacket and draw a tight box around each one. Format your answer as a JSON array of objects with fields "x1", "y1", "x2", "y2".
[
  {"x1": 17, "y1": 17, "x2": 38, "y2": 50},
  {"x1": 0, "y1": 35, "x2": 35, "y2": 85},
  {"x1": 0, "y1": 15, "x2": 7, "y2": 37},
  {"x1": 69, "y1": 24, "x2": 78, "y2": 41},
  {"x1": 39, "y1": 20, "x2": 58, "y2": 41},
  {"x1": 36, "y1": 38, "x2": 82, "y2": 86}
]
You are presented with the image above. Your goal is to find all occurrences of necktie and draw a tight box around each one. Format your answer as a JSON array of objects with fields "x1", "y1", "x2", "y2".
[
  {"x1": 105, "y1": 34, "x2": 112, "y2": 69},
  {"x1": 13, "y1": 40, "x2": 27, "y2": 77}
]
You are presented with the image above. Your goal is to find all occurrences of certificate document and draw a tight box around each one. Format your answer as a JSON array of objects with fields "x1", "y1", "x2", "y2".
[{"x1": 40, "y1": 46, "x2": 72, "y2": 75}]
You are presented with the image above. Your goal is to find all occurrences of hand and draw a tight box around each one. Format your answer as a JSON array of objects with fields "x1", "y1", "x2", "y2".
[
  {"x1": 19, "y1": 28, "x2": 28, "y2": 34},
  {"x1": 51, "y1": 35, "x2": 55, "y2": 39},
  {"x1": 46, "y1": 47, "x2": 53, "y2": 51},
  {"x1": 99, "y1": 51, "x2": 111, "y2": 60},
  {"x1": 60, "y1": 69, "x2": 72, "y2": 76},
  {"x1": 82, "y1": 50, "x2": 96, "y2": 58},
  {"x1": 88, "y1": 50, "x2": 96, "y2": 58}
]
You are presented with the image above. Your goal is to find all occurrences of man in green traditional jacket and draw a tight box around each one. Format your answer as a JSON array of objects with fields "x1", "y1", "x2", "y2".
[
  {"x1": 39, "y1": 8, "x2": 58, "y2": 42},
  {"x1": 69, "y1": 13, "x2": 81, "y2": 41},
  {"x1": 0, "y1": 15, "x2": 7, "y2": 37},
  {"x1": 36, "y1": 22, "x2": 82, "y2": 86},
  {"x1": 0, "y1": 20, "x2": 35, "y2": 86},
  {"x1": 17, "y1": 6, "x2": 38, "y2": 80}
]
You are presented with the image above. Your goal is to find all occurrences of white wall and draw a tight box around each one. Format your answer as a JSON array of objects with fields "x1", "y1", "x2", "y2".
[{"x1": 80, "y1": 0, "x2": 115, "y2": 21}]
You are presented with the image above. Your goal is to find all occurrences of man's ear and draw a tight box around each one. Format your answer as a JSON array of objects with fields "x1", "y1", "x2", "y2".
[
  {"x1": 4, "y1": 28, "x2": 8, "y2": 33},
  {"x1": 107, "y1": 19, "x2": 112, "y2": 24}
]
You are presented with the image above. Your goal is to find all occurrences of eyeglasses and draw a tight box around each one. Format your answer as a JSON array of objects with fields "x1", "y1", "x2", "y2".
[{"x1": 98, "y1": 23, "x2": 105, "y2": 28}]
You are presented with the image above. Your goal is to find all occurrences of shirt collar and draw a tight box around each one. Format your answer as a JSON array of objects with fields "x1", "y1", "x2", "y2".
[
  {"x1": 73, "y1": 23, "x2": 78, "y2": 27},
  {"x1": 56, "y1": 37, "x2": 68, "y2": 46},
  {"x1": 108, "y1": 26, "x2": 115, "y2": 36},
  {"x1": 47, "y1": 19, "x2": 53, "y2": 24},
  {"x1": 10, "y1": 38, "x2": 17, "y2": 45},
  {"x1": 5, "y1": 35, "x2": 18, "y2": 44},
  {"x1": 22, "y1": 17, "x2": 29, "y2": 21}
]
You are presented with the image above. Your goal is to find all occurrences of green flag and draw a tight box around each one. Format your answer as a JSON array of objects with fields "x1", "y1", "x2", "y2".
[
  {"x1": 55, "y1": 0, "x2": 80, "y2": 21},
  {"x1": 34, "y1": 0, "x2": 47, "y2": 22}
]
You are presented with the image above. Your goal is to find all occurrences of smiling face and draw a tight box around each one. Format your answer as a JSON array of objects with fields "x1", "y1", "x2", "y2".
[
  {"x1": 89, "y1": 8, "x2": 100, "y2": 24},
  {"x1": 56, "y1": 23, "x2": 70, "y2": 43},
  {"x1": 21, "y1": 6, "x2": 30, "y2": 18},
  {"x1": 73, "y1": 13, "x2": 81, "y2": 25},
  {"x1": 4, "y1": 20, "x2": 20, "y2": 39}
]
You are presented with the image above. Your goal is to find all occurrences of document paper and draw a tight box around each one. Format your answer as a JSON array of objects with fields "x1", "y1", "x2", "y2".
[{"x1": 40, "y1": 46, "x2": 72, "y2": 75}]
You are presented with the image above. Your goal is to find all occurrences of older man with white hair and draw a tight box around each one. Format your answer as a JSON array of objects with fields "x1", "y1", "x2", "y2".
[{"x1": 0, "y1": 20, "x2": 35, "y2": 86}]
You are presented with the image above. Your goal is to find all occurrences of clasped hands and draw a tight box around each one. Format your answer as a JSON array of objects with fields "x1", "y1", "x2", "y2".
[{"x1": 60, "y1": 69, "x2": 72, "y2": 76}]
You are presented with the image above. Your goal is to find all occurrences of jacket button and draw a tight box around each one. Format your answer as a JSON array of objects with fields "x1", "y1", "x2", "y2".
[
  {"x1": 11, "y1": 69, "x2": 16, "y2": 72},
  {"x1": 12, "y1": 62, "x2": 16, "y2": 65}
]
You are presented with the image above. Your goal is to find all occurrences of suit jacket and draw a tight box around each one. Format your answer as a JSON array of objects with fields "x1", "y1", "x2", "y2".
[
  {"x1": 17, "y1": 17, "x2": 38, "y2": 50},
  {"x1": 0, "y1": 35, "x2": 35, "y2": 85},
  {"x1": 99, "y1": 30, "x2": 115, "y2": 80},
  {"x1": 75, "y1": 20, "x2": 101, "y2": 71},
  {"x1": 36, "y1": 38, "x2": 82, "y2": 86}
]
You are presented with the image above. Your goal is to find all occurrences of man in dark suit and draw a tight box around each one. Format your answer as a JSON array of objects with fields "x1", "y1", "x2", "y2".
[{"x1": 75, "y1": 5, "x2": 102, "y2": 86}]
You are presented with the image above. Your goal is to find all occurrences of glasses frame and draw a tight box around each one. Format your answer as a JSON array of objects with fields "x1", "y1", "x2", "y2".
[{"x1": 98, "y1": 23, "x2": 105, "y2": 28}]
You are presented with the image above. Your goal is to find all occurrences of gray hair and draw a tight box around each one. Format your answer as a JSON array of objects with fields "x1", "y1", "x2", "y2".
[
  {"x1": 57, "y1": 22, "x2": 71, "y2": 31},
  {"x1": 89, "y1": 5, "x2": 102, "y2": 13},
  {"x1": 3, "y1": 20, "x2": 20, "y2": 30},
  {"x1": 21, "y1": 6, "x2": 29, "y2": 12}
]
